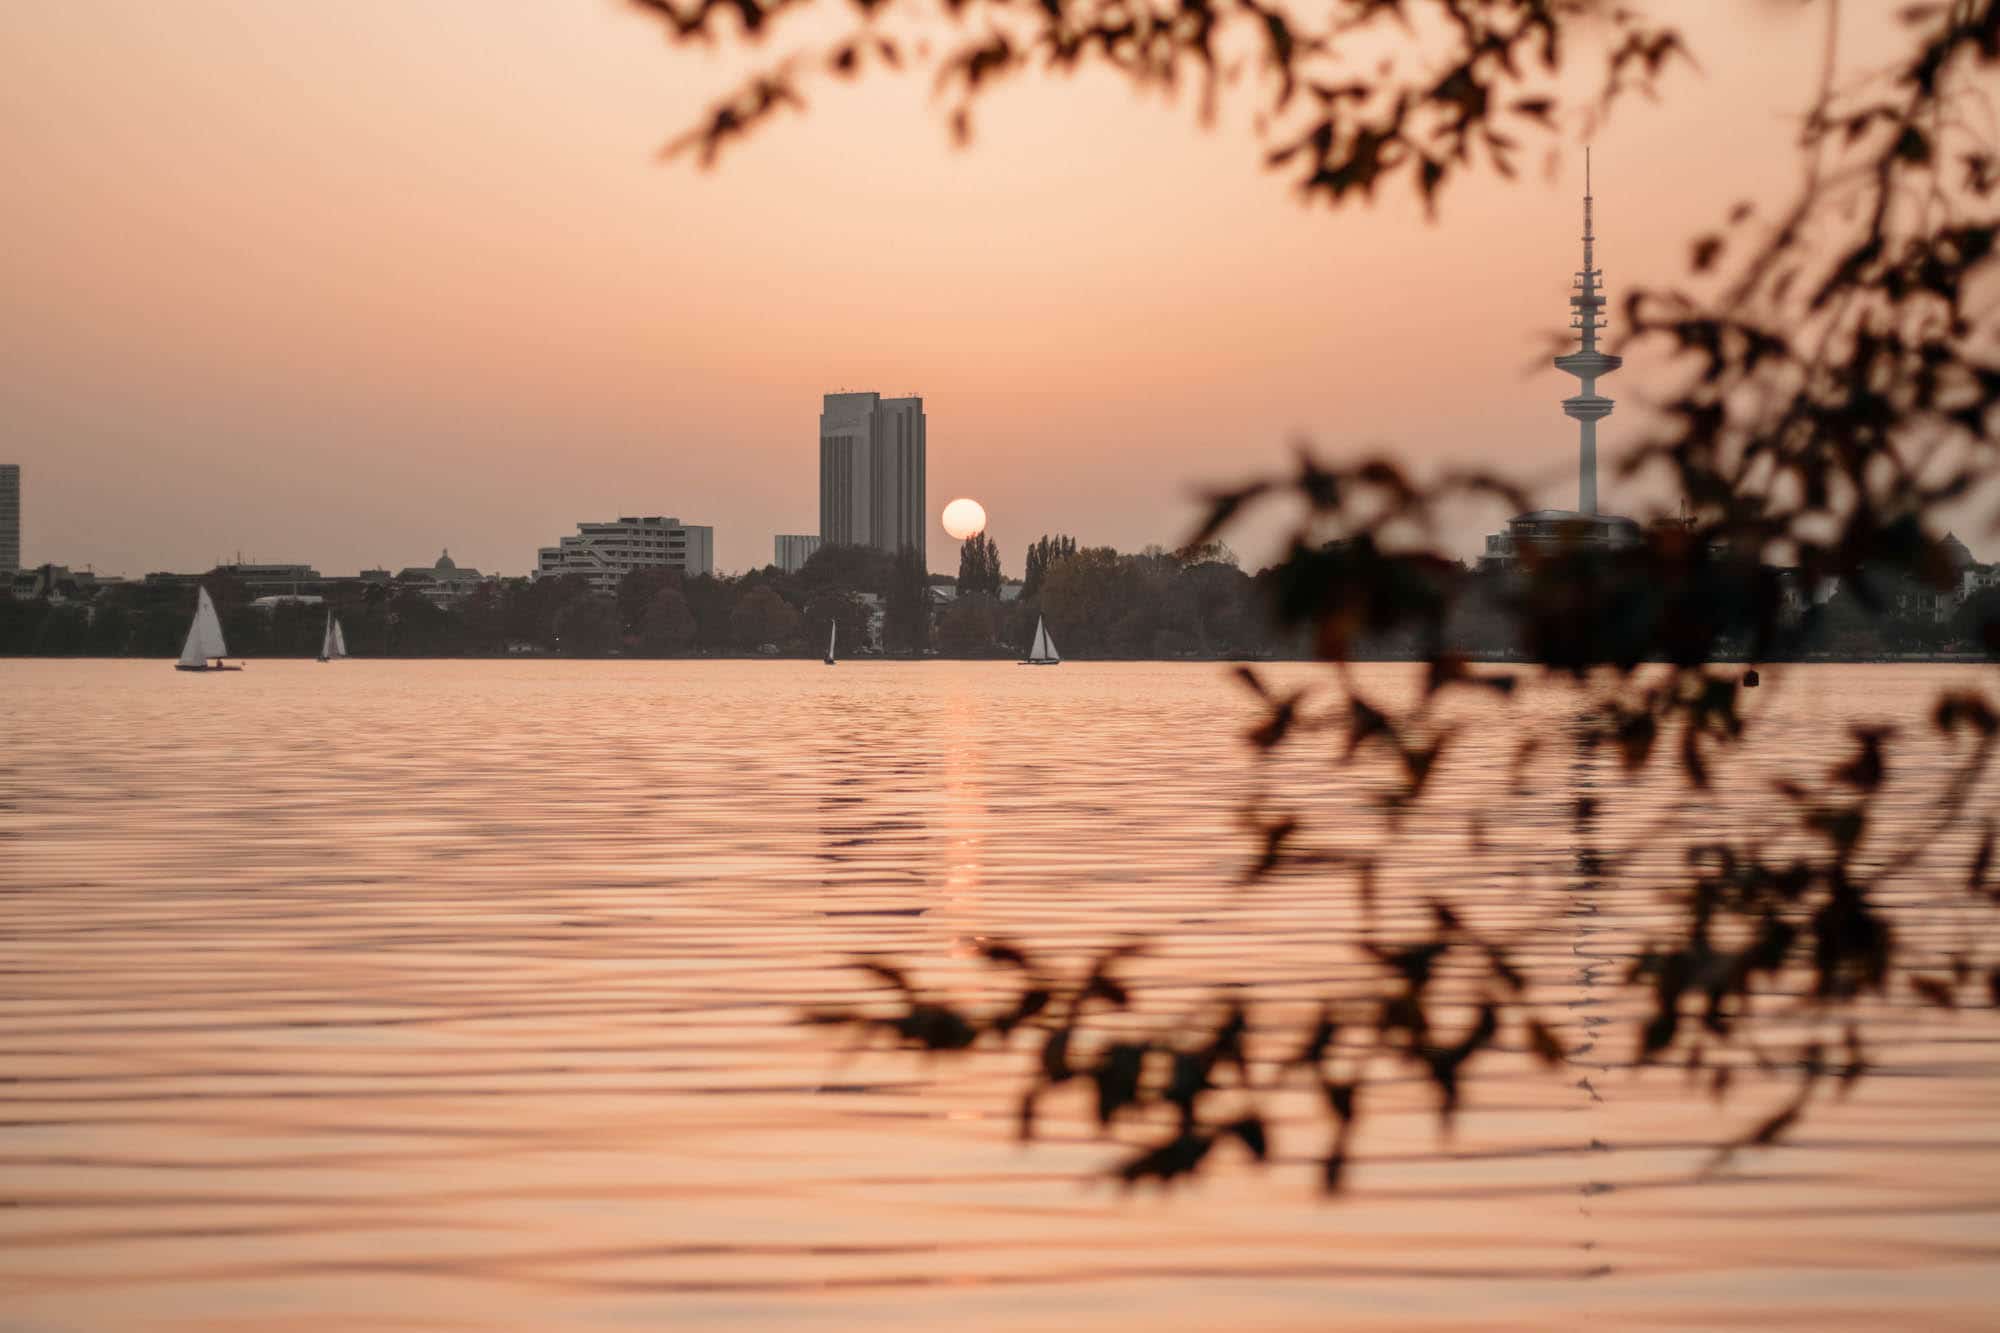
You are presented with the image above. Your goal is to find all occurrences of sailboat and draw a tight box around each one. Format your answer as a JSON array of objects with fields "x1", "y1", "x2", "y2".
[
  {"x1": 318, "y1": 610, "x2": 348, "y2": 663},
  {"x1": 1019, "y1": 615, "x2": 1060, "y2": 666},
  {"x1": 175, "y1": 587, "x2": 240, "y2": 672},
  {"x1": 824, "y1": 620, "x2": 837, "y2": 666}
]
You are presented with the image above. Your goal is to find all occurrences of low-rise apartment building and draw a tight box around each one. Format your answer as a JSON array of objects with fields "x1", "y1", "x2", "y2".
[{"x1": 537, "y1": 516, "x2": 715, "y2": 593}]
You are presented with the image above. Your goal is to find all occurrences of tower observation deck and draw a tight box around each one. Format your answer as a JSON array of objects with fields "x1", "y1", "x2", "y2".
[
  {"x1": 1479, "y1": 150, "x2": 1641, "y2": 570},
  {"x1": 1554, "y1": 147, "x2": 1621, "y2": 514}
]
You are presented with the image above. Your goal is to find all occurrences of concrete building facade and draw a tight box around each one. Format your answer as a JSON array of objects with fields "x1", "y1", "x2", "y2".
[
  {"x1": 0, "y1": 465, "x2": 19, "y2": 574},
  {"x1": 818, "y1": 392, "x2": 926, "y2": 567},
  {"x1": 774, "y1": 534, "x2": 822, "y2": 574},
  {"x1": 214, "y1": 562, "x2": 321, "y2": 594},
  {"x1": 537, "y1": 516, "x2": 714, "y2": 593}
]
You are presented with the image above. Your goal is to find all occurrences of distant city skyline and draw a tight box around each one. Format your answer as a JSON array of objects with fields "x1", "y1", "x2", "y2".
[{"x1": 0, "y1": 4, "x2": 1925, "y2": 578}]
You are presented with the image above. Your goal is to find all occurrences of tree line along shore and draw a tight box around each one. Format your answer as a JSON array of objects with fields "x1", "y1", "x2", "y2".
[{"x1": 4, "y1": 536, "x2": 1997, "y2": 663}]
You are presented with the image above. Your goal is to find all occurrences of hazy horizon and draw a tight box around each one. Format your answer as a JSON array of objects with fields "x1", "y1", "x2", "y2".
[{"x1": 2, "y1": 1, "x2": 1866, "y2": 576}]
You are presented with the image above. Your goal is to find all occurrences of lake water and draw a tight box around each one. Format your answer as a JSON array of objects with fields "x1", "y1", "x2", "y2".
[{"x1": 3, "y1": 660, "x2": 1997, "y2": 1330}]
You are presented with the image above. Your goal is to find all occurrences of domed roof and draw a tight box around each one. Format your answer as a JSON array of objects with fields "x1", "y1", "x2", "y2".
[
  {"x1": 1941, "y1": 532, "x2": 1975, "y2": 570},
  {"x1": 434, "y1": 549, "x2": 456, "y2": 572}
]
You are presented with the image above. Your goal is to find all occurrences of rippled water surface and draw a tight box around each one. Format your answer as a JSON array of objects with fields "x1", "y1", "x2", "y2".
[{"x1": 4, "y1": 660, "x2": 1998, "y2": 1330}]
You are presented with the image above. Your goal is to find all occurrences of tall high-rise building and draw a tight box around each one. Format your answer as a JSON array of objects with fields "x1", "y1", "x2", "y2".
[
  {"x1": 818, "y1": 392, "x2": 926, "y2": 567},
  {"x1": 819, "y1": 393, "x2": 876, "y2": 550},
  {"x1": 0, "y1": 465, "x2": 18, "y2": 575},
  {"x1": 871, "y1": 396, "x2": 926, "y2": 565}
]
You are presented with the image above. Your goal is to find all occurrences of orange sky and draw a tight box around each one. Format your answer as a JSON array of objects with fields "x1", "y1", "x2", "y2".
[{"x1": 0, "y1": 1, "x2": 1867, "y2": 575}]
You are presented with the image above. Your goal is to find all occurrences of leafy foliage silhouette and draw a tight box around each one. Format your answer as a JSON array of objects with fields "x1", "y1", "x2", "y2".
[
  {"x1": 630, "y1": 0, "x2": 1687, "y2": 212},
  {"x1": 1021, "y1": 534, "x2": 1079, "y2": 602},
  {"x1": 631, "y1": 0, "x2": 2000, "y2": 1189},
  {"x1": 956, "y1": 530, "x2": 1004, "y2": 597}
]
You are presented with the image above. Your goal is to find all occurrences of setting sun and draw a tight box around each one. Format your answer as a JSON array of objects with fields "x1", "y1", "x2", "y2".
[{"x1": 941, "y1": 497, "x2": 987, "y2": 540}]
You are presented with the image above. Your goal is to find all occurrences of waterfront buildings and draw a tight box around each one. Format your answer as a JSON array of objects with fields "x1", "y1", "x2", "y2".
[
  {"x1": 140, "y1": 564, "x2": 319, "y2": 595},
  {"x1": 11, "y1": 564, "x2": 111, "y2": 601},
  {"x1": 206, "y1": 562, "x2": 322, "y2": 594},
  {"x1": 774, "y1": 534, "x2": 821, "y2": 574},
  {"x1": 395, "y1": 549, "x2": 492, "y2": 606},
  {"x1": 135, "y1": 557, "x2": 502, "y2": 608},
  {"x1": 1481, "y1": 155, "x2": 1644, "y2": 571},
  {"x1": 0, "y1": 465, "x2": 19, "y2": 574},
  {"x1": 536, "y1": 516, "x2": 715, "y2": 592},
  {"x1": 819, "y1": 392, "x2": 926, "y2": 567}
]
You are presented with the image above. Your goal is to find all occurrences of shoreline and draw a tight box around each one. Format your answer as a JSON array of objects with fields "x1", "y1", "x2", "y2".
[{"x1": 9, "y1": 653, "x2": 1997, "y2": 666}]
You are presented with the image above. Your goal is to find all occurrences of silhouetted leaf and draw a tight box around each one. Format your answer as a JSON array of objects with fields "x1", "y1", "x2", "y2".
[
  {"x1": 1970, "y1": 821, "x2": 1994, "y2": 896},
  {"x1": 1322, "y1": 1148, "x2": 1347, "y2": 1193},
  {"x1": 1525, "y1": 1017, "x2": 1567, "y2": 1067},
  {"x1": 1747, "y1": 1101, "x2": 1803, "y2": 1146},
  {"x1": 1227, "y1": 1115, "x2": 1269, "y2": 1161},
  {"x1": 1094, "y1": 1042, "x2": 1148, "y2": 1125},
  {"x1": 1910, "y1": 974, "x2": 1957, "y2": 1009}
]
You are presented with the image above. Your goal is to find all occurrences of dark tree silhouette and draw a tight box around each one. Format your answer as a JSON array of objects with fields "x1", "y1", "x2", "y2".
[
  {"x1": 1022, "y1": 533, "x2": 1079, "y2": 600},
  {"x1": 637, "y1": 586, "x2": 699, "y2": 655},
  {"x1": 644, "y1": 0, "x2": 1999, "y2": 1191},
  {"x1": 956, "y1": 531, "x2": 1003, "y2": 597},
  {"x1": 553, "y1": 596, "x2": 619, "y2": 657},
  {"x1": 937, "y1": 591, "x2": 1004, "y2": 654},
  {"x1": 730, "y1": 583, "x2": 804, "y2": 649},
  {"x1": 618, "y1": 566, "x2": 683, "y2": 633},
  {"x1": 884, "y1": 547, "x2": 934, "y2": 652}
]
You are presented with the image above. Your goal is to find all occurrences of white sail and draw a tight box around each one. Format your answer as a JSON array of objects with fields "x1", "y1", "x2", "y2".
[
  {"x1": 827, "y1": 621, "x2": 836, "y2": 660},
  {"x1": 1026, "y1": 616, "x2": 1060, "y2": 663},
  {"x1": 178, "y1": 588, "x2": 228, "y2": 666},
  {"x1": 321, "y1": 612, "x2": 348, "y2": 660}
]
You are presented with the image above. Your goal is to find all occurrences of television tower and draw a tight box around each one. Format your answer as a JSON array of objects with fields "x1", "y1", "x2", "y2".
[{"x1": 1554, "y1": 148, "x2": 1620, "y2": 514}]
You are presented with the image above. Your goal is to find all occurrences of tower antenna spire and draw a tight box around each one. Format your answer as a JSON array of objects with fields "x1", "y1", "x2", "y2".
[{"x1": 1556, "y1": 147, "x2": 1619, "y2": 514}]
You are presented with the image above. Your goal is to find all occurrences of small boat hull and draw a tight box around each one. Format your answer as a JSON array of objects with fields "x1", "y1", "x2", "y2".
[
  {"x1": 1018, "y1": 660, "x2": 1060, "y2": 666},
  {"x1": 175, "y1": 663, "x2": 243, "y2": 672}
]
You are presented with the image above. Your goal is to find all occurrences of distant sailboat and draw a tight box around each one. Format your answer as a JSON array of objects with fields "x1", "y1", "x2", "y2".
[
  {"x1": 175, "y1": 588, "x2": 240, "y2": 672},
  {"x1": 1020, "y1": 615, "x2": 1060, "y2": 666},
  {"x1": 318, "y1": 611, "x2": 348, "y2": 663},
  {"x1": 824, "y1": 620, "x2": 837, "y2": 666}
]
